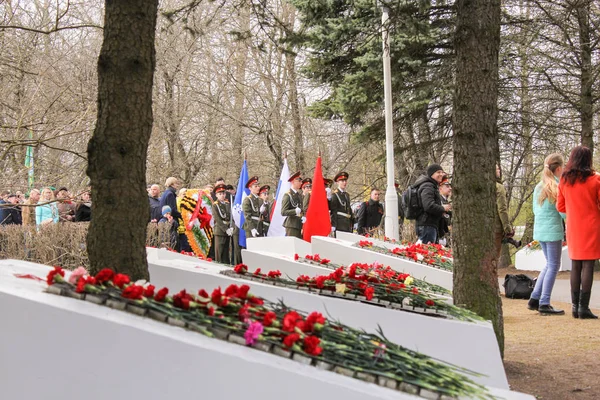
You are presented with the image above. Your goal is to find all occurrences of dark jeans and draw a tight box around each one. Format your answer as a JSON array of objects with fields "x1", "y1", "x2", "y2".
[{"x1": 416, "y1": 225, "x2": 438, "y2": 244}]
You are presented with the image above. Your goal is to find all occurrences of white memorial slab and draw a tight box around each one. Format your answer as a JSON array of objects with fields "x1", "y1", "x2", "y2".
[
  {"x1": 311, "y1": 236, "x2": 453, "y2": 291},
  {"x1": 146, "y1": 256, "x2": 508, "y2": 389},
  {"x1": 0, "y1": 260, "x2": 533, "y2": 400},
  {"x1": 515, "y1": 246, "x2": 571, "y2": 271},
  {"x1": 242, "y1": 249, "x2": 333, "y2": 278},
  {"x1": 246, "y1": 236, "x2": 311, "y2": 257}
]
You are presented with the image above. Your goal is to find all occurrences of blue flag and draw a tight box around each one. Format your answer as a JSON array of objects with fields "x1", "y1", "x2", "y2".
[{"x1": 232, "y1": 160, "x2": 250, "y2": 248}]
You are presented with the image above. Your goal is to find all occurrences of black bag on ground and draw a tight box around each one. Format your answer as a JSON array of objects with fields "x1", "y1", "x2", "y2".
[{"x1": 503, "y1": 274, "x2": 535, "y2": 299}]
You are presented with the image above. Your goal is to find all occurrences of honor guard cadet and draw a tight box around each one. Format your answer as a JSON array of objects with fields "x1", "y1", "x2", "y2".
[
  {"x1": 301, "y1": 178, "x2": 312, "y2": 214},
  {"x1": 212, "y1": 184, "x2": 240, "y2": 264},
  {"x1": 258, "y1": 185, "x2": 271, "y2": 236},
  {"x1": 330, "y1": 171, "x2": 353, "y2": 234},
  {"x1": 281, "y1": 171, "x2": 304, "y2": 239},
  {"x1": 242, "y1": 176, "x2": 264, "y2": 239},
  {"x1": 324, "y1": 178, "x2": 333, "y2": 212}
]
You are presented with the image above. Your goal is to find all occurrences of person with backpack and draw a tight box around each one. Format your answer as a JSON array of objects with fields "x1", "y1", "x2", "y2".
[
  {"x1": 356, "y1": 188, "x2": 384, "y2": 235},
  {"x1": 408, "y1": 164, "x2": 451, "y2": 244}
]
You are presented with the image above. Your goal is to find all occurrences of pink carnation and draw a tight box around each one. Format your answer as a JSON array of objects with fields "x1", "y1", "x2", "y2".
[
  {"x1": 244, "y1": 321, "x2": 264, "y2": 346},
  {"x1": 68, "y1": 267, "x2": 88, "y2": 284}
]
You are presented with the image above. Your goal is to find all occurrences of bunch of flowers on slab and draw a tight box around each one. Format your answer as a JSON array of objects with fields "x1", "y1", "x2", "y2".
[
  {"x1": 524, "y1": 240, "x2": 541, "y2": 253},
  {"x1": 45, "y1": 266, "x2": 491, "y2": 400},
  {"x1": 356, "y1": 241, "x2": 453, "y2": 272},
  {"x1": 230, "y1": 263, "x2": 480, "y2": 322},
  {"x1": 294, "y1": 256, "x2": 448, "y2": 295}
]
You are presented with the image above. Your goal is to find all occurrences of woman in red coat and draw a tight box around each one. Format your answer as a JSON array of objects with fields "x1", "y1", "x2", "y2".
[{"x1": 557, "y1": 146, "x2": 600, "y2": 319}]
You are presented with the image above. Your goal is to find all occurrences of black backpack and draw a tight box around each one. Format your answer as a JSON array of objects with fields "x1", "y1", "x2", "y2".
[
  {"x1": 402, "y1": 184, "x2": 423, "y2": 220},
  {"x1": 503, "y1": 274, "x2": 535, "y2": 299}
]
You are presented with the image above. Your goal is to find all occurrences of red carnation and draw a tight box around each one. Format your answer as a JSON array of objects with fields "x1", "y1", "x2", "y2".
[
  {"x1": 237, "y1": 284, "x2": 250, "y2": 299},
  {"x1": 154, "y1": 287, "x2": 168, "y2": 302},
  {"x1": 208, "y1": 306, "x2": 215, "y2": 316},
  {"x1": 112, "y1": 273, "x2": 130, "y2": 288},
  {"x1": 198, "y1": 289, "x2": 209, "y2": 299},
  {"x1": 46, "y1": 266, "x2": 65, "y2": 286},
  {"x1": 75, "y1": 277, "x2": 86, "y2": 293},
  {"x1": 248, "y1": 296, "x2": 264, "y2": 306},
  {"x1": 263, "y1": 311, "x2": 277, "y2": 327},
  {"x1": 364, "y1": 286, "x2": 375, "y2": 300},
  {"x1": 238, "y1": 303, "x2": 250, "y2": 322},
  {"x1": 173, "y1": 289, "x2": 193, "y2": 310},
  {"x1": 225, "y1": 284, "x2": 239, "y2": 297},
  {"x1": 283, "y1": 333, "x2": 301, "y2": 348},
  {"x1": 412, "y1": 287, "x2": 419, "y2": 295},
  {"x1": 282, "y1": 311, "x2": 302, "y2": 332},
  {"x1": 425, "y1": 299, "x2": 435, "y2": 307},
  {"x1": 294, "y1": 254, "x2": 299, "y2": 261},
  {"x1": 94, "y1": 268, "x2": 114, "y2": 283},
  {"x1": 233, "y1": 263, "x2": 248, "y2": 274},
  {"x1": 315, "y1": 275, "x2": 327, "y2": 289},
  {"x1": 211, "y1": 287, "x2": 223, "y2": 305},
  {"x1": 122, "y1": 284, "x2": 144, "y2": 300},
  {"x1": 303, "y1": 336, "x2": 322, "y2": 356},
  {"x1": 296, "y1": 275, "x2": 311, "y2": 284},
  {"x1": 267, "y1": 270, "x2": 282, "y2": 279},
  {"x1": 253, "y1": 268, "x2": 262, "y2": 276},
  {"x1": 332, "y1": 268, "x2": 344, "y2": 281},
  {"x1": 143, "y1": 284, "x2": 155, "y2": 298},
  {"x1": 306, "y1": 312, "x2": 325, "y2": 330}
]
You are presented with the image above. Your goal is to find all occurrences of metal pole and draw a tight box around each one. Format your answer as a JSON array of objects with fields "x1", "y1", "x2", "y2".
[{"x1": 380, "y1": 4, "x2": 399, "y2": 241}]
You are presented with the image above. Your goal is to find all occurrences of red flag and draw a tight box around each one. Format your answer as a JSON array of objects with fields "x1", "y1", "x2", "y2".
[{"x1": 303, "y1": 156, "x2": 332, "y2": 242}]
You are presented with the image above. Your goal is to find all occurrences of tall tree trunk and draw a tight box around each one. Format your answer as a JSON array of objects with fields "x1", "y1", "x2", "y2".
[
  {"x1": 286, "y1": 51, "x2": 305, "y2": 173},
  {"x1": 453, "y1": 0, "x2": 504, "y2": 355},
  {"x1": 86, "y1": 0, "x2": 158, "y2": 279},
  {"x1": 576, "y1": 2, "x2": 593, "y2": 154}
]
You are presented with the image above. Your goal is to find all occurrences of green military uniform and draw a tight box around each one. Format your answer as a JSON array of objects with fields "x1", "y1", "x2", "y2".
[
  {"x1": 303, "y1": 192, "x2": 311, "y2": 214},
  {"x1": 260, "y1": 201, "x2": 271, "y2": 236},
  {"x1": 212, "y1": 199, "x2": 241, "y2": 265},
  {"x1": 242, "y1": 193, "x2": 264, "y2": 239},
  {"x1": 330, "y1": 189, "x2": 353, "y2": 232},
  {"x1": 281, "y1": 188, "x2": 304, "y2": 239}
]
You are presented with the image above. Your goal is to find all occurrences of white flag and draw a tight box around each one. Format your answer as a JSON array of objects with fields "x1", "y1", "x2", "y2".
[{"x1": 267, "y1": 158, "x2": 291, "y2": 237}]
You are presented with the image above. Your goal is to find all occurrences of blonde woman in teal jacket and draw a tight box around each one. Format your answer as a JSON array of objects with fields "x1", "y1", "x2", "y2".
[
  {"x1": 527, "y1": 153, "x2": 566, "y2": 315},
  {"x1": 36, "y1": 187, "x2": 59, "y2": 227}
]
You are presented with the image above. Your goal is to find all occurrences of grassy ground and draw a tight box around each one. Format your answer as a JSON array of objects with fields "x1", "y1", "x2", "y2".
[{"x1": 503, "y1": 298, "x2": 600, "y2": 400}]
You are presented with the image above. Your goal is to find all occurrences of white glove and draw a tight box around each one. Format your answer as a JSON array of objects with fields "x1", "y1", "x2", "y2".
[
  {"x1": 226, "y1": 228, "x2": 233, "y2": 236},
  {"x1": 295, "y1": 207, "x2": 302, "y2": 216},
  {"x1": 251, "y1": 228, "x2": 258, "y2": 237},
  {"x1": 331, "y1": 226, "x2": 336, "y2": 232},
  {"x1": 260, "y1": 204, "x2": 266, "y2": 213},
  {"x1": 325, "y1": 187, "x2": 332, "y2": 200},
  {"x1": 301, "y1": 216, "x2": 306, "y2": 224}
]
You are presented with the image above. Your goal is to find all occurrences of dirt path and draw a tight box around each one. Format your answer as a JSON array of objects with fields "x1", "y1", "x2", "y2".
[{"x1": 503, "y1": 298, "x2": 600, "y2": 400}]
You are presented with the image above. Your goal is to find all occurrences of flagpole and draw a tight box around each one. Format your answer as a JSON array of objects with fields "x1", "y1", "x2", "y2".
[{"x1": 379, "y1": 2, "x2": 399, "y2": 240}]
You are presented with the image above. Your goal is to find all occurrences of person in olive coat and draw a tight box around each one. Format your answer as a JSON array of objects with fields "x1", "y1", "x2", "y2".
[
  {"x1": 330, "y1": 172, "x2": 354, "y2": 234},
  {"x1": 281, "y1": 171, "x2": 304, "y2": 239},
  {"x1": 212, "y1": 183, "x2": 240, "y2": 264},
  {"x1": 258, "y1": 185, "x2": 271, "y2": 236},
  {"x1": 242, "y1": 176, "x2": 264, "y2": 240}
]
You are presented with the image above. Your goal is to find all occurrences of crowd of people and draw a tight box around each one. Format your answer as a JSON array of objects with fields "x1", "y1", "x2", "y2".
[
  {"x1": 0, "y1": 187, "x2": 92, "y2": 228},
  {"x1": 4, "y1": 147, "x2": 598, "y2": 320}
]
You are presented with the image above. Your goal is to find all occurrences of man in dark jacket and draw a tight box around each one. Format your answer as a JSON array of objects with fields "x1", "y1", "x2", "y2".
[
  {"x1": 148, "y1": 184, "x2": 162, "y2": 222},
  {"x1": 1, "y1": 194, "x2": 22, "y2": 225},
  {"x1": 414, "y1": 164, "x2": 452, "y2": 244},
  {"x1": 159, "y1": 177, "x2": 182, "y2": 250},
  {"x1": 357, "y1": 188, "x2": 384, "y2": 235},
  {"x1": 438, "y1": 176, "x2": 452, "y2": 246}
]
